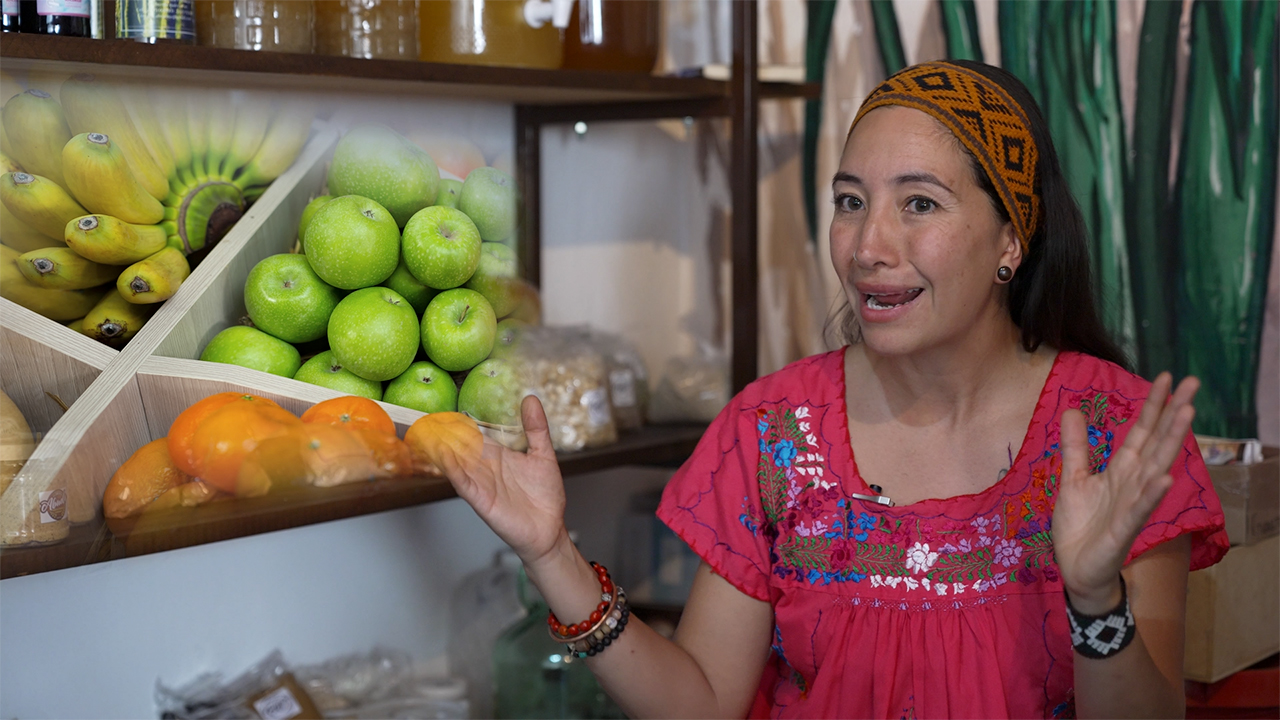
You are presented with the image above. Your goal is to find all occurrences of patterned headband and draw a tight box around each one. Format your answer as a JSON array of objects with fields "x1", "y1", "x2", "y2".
[{"x1": 848, "y1": 61, "x2": 1041, "y2": 252}]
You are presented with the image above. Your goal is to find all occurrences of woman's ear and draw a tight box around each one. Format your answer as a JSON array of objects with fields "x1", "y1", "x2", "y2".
[{"x1": 999, "y1": 221, "x2": 1023, "y2": 272}]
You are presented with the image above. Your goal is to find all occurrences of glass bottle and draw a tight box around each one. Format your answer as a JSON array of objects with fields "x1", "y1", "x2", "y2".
[
  {"x1": 492, "y1": 567, "x2": 624, "y2": 719},
  {"x1": 315, "y1": 0, "x2": 418, "y2": 60},
  {"x1": 117, "y1": 0, "x2": 195, "y2": 43},
  {"x1": 418, "y1": 0, "x2": 562, "y2": 69},
  {"x1": 26, "y1": 0, "x2": 92, "y2": 37},
  {"x1": 561, "y1": 0, "x2": 659, "y2": 74},
  {"x1": 196, "y1": 1, "x2": 315, "y2": 53},
  {"x1": 3, "y1": 0, "x2": 21, "y2": 31}
]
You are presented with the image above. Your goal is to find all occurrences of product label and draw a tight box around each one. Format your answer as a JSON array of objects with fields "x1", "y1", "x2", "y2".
[
  {"x1": 609, "y1": 370, "x2": 636, "y2": 407},
  {"x1": 583, "y1": 388, "x2": 610, "y2": 427},
  {"x1": 3, "y1": 1, "x2": 19, "y2": 16},
  {"x1": 37, "y1": 0, "x2": 90, "y2": 17},
  {"x1": 252, "y1": 687, "x2": 303, "y2": 720},
  {"x1": 117, "y1": 0, "x2": 195, "y2": 41},
  {"x1": 39, "y1": 489, "x2": 67, "y2": 524}
]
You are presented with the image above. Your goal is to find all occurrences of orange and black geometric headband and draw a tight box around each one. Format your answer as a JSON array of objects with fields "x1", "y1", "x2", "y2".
[{"x1": 848, "y1": 61, "x2": 1041, "y2": 252}]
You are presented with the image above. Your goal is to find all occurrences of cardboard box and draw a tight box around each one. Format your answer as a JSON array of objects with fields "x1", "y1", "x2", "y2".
[
  {"x1": 1184, "y1": 534, "x2": 1280, "y2": 683},
  {"x1": 1207, "y1": 447, "x2": 1279, "y2": 546}
]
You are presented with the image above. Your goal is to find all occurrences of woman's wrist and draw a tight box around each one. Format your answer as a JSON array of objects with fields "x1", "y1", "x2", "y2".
[
  {"x1": 522, "y1": 528, "x2": 604, "y2": 621},
  {"x1": 1064, "y1": 575, "x2": 1124, "y2": 616}
]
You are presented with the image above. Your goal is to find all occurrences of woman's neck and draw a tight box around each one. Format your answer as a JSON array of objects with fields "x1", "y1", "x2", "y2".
[{"x1": 848, "y1": 319, "x2": 1050, "y2": 429}]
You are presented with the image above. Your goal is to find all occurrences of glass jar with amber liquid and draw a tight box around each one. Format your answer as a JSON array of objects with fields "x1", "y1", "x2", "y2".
[
  {"x1": 561, "y1": 0, "x2": 659, "y2": 73},
  {"x1": 316, "y1": 0, "x2": 418, "y2": 60},
  {"x1": 197, "y1": 1, "x2": 315, "y2": 53},
  {"x1": 418, "y1": 0, "x2": 561, "y2": 69}
]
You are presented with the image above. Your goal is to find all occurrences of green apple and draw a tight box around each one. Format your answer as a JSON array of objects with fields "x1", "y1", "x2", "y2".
[
  {"x1": 463, "y1": 242, "x2": 519, "y2": 318},
  {"x1": 421, "y1": 288, "x2": 497, "y2": 372},
  {"x1": 327, "y1": 124, "x2": 439, "y2": 227},
  {"x1": 402, "y1": 205, "x2": 482, "y2": 290},
  {"x1": 293, "y1": 350, "x2": 383, "y2": 400},
  {"x1": 490, "y1": 318, "x2": 527, "y2": 359},
  {"x1": 244, "y1": 253, "x2": 341, "y2": 344},
  {"x1": 297, "y1": 195, "x2": 332, "y2": 248},
  {"x1": 382, "y1": 256, "x2": 438, "y2": 316},
  {"x1": 383, "y1": 360, "x2": 458, "y2": 413},
  {"x1": 458, "y1": 166, "x2": 517, "y2": 242},
  {"x1": 328, "y1": 286, "x2": 419, "y2": 381},
  {"x1": 200, "y1": 326, "x2": 301, "y2": 378},
  {"x1": 459, "y1": 358, "x2": 520, "y2": 426},
  {"x1": 434, "y1": 178, "x2": 463, "y2": 209},
  {"x1": 304, "y1": 195, "x2": 400, "y2": 290}
]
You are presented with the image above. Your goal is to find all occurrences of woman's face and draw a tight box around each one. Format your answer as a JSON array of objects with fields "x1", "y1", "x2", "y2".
[{"x1": 830, "y1": 105, "x2": 1020, "y2": 357}]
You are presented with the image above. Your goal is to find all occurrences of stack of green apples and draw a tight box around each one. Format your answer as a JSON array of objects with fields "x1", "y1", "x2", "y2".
[
  {"x1": 201, "y1": 125, "x2": 535, "y2": 427},
  {"x1": 0, "y1": 76, "x2": 313, "y2": 348}
]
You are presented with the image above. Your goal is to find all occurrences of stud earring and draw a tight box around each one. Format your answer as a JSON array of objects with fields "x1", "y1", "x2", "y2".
[{"x1": 997, "y1": 266, "x2": 1013, "y2": 282}]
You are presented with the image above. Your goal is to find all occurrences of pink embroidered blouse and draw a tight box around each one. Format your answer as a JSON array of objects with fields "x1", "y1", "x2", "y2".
[{"x1": 657, "y1": 349, "x2": 1228, "y2": 719}]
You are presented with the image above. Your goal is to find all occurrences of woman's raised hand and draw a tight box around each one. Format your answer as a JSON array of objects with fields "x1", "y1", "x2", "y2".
[
  {"x1": 435, "y1": 395, "x2": 569, "y2": 567},
  {"x1": 1050, "y1": 373, "x2": 1199, "y2": 613}
]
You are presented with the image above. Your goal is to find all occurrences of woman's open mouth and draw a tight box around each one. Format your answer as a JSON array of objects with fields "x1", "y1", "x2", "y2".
[{"x1": 863, "y1": 288, "x2": 923, "y2": 310}]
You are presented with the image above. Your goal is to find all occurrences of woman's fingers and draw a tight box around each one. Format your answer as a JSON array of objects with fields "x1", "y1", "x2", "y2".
[
  {"x1": 1119, "y1": 372, "x2": 1172, "y2": 467},
  {"x1": 1139, "y1": 375, "x2": 1200, "y2": 464},
  {"x1": 1124, "y1": 473, "x2": 1175, "y2": 537},
  {"x1": 522, "y1": 394, "x2": 556, "y2": 460},
  {"x1": 1059, "y1": 408, "x2": 1090, "y2": 484}
]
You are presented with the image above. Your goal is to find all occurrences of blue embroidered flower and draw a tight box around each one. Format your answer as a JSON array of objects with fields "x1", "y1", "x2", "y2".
[
  {"x1": 849, "y1": 572, "x2": 867, "y2": 583},
  {"x1": 852, "y1": 512, "x2": 877, "y2": 542},
  {"x1": 759, "y1": 439, "x2": 770, "y2": 454},
  {"x1": 758, "y1": 418, "x2": 768, "y2": 434},
  {"x1": 1087, "y1": 425, "x2": 1102, "y2": 447},
  {"x1": 772, "y1": 440, "x2": 798, "y2": 468}
]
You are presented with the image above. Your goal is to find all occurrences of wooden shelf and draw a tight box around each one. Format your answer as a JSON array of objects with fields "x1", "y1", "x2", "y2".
[
  {"x1": 0, "y1": 424, "x2": 704, "y2": 578},
  {"x1": 0, "y1": 34, "x2": 818, "y2": 105}
]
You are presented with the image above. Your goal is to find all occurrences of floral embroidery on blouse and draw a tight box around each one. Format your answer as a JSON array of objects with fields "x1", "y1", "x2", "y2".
[{"x1": 753, "y1": 390, "x2": 1133, "y2": 595}]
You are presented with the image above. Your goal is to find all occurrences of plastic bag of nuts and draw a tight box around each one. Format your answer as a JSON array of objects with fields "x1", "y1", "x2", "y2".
[
  {"x1": 512, "y1": 326, "x2": 617, "y2": 452},
  {"x1": 582, "y1": 329, "x2": 649, "y2": 431}
]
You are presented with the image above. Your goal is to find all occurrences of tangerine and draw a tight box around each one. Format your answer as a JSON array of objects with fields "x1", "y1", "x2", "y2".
[
  {"x1": 349, "y1": 426, "x2": 415, "y2": 478},
  {"x1": 300, "y1": 396, "x2": 396, "y2": 436},
  {"x1": 404, "y1": 412, "x2": 484, "y2": 475},
  {"x1": 189, "y1": 400, "x2": 301, "y2": 493},
  {"x1": 167, "y1": 392, "x2": 244, "y2": 476},
  {"x1": 103, "y1": 438, "x2": 194, "y2": 519},
  {"x1": 238, "y1": 423, "x2": 379, "y2": 496}
]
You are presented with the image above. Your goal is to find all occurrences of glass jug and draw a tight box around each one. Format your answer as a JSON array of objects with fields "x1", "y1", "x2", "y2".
[
  {"x1": 197, "y1": 1, "x2": 316, "y2": 53},
  {"x1": 418, "y1": 0, "x2": 562, "y2": 69},
  {"x1": 561, "y1": 0, "x2": 659, "y2": 73},
  {"x1": 315, "y1": 0, "x2": 418, "y2": 60}
]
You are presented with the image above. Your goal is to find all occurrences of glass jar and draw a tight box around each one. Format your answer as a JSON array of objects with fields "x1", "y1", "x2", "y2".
[
  {"x1": 315, "y1": 0, "x2": 418, "y2": 60},
  {"x1": 561, "y1": 0, "x2": 659, "y2": 73},
  {"x1": 196, "y1": 1, "x2": 315, "y2": 53},
  {"x1": 418, "y1": 0, "x2": 561, "y2": 69}
]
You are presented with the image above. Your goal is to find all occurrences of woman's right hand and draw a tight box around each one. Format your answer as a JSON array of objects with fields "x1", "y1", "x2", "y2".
[{"x1": 435, "y1": 395, "x2": 570, "y2": 567}]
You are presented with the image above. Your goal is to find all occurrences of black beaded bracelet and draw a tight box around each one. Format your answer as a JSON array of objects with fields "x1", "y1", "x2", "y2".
[{"x1": 1065, "y1": 576, "x2": 1136, "y2": 659}]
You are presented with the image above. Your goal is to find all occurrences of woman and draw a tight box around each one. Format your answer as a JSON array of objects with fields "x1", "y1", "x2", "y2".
[{"x1": 437, "y1": 60, "x2": 1227, "y2": 718}]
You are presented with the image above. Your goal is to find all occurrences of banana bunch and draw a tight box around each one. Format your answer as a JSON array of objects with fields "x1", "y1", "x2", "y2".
[{"x1": 0, "y1": 74, "x2": 314, "y2": 347}]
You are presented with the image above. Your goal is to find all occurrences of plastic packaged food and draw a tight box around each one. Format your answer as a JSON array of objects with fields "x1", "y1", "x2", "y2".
[
  {"x1": 196, "y1": 1, "x2": 316, "y2": 53},
  {"x1": 583, "y1": 329, "x2": 649, "y2": 431},
  {"x1": 418, "y1": 0, "x2": 562, "y2": 69},
  {"x1": 561, "y1": 0, "x2": 660, "y2": 73},
  {"x1": 646, "y1": 344, "x2": 730, "y2": 424},
  {"x1": 315, "y1": 0, "x2": 417, "y2": 60},
  {"x1": 512, "y1": 326, "x2": 617, "y2": 452}
]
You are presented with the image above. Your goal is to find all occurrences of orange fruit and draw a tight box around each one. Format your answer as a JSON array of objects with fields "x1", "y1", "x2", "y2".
[
  {"x1": 238, "y1": 423, "x2": 379, "y2": 496},
  {"x1": 103, "y1": 438, "x2": 194, "y2": 519},
  {"x1": 189, "y1": 400, "x2": 301, "y2": 493},
  {"x1": 349, "y1": 426, "x2": 415, "y2": 478},
  {"x1": 301, "y1": 396, "x2": 396, "y2": 436},
  {"x1": 167, "y1": 392, "x2": 245, "y2": 476},
  {"x1": 404, "y1": 412, "x2": 483, "y2": 475}
]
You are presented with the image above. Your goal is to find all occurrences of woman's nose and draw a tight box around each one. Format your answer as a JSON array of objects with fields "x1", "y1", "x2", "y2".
[{"x1": 853, "y1": 204, "x2": 900, "y2": 269}]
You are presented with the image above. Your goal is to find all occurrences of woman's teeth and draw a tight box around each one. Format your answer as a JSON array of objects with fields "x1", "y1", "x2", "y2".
[{"x1": 864, "y1": 289, "x2": 922, "y2": 310}]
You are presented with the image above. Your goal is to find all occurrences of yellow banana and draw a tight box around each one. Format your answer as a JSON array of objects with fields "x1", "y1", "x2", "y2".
[
  {"x1": 17, "y1": 246, "x2": 120, "y2": 290},
  {"x1": 62, "y1": 132, "x2": 165, "y2": 225},
  {"x1": 0, "y1": 122, "x2": 12, "y2": 158},
  {"x1": 232, "y1": 102, "x2": 315, "y2": 190},
  {"x1": 1, "y1": 89, "x2": 72, "y2": 188},
  {"x1": 119, "y1": 82, "x2": 175, "y2": 186},
  {"x1": 220, "y1": 94, "x2": 272, "y2": 180},
  {"x1": 81, "y1": 287, "x2": 155, "y2": 345},
  {"x1": 64, "y1": 214, "x2": 167, "y2": 265},
  {"x1": 116, "y1": 246, "x2": 189, "y2": 303},
  {"x1": 1, "y1": 200, "x2": 62, "y2": 253},
  {"x1": 0, "y1": 244, "x2": 107, "y2": 321},
  {"x1": 0, "y1": 171, "x2": 88, "y2": 239},
  {"x1": 0, "y1": 151, "x2": 20, "y2": 174},
  {"x1": 204, "y1": 92, "x2": 236, "y2": 181},
  {"x1": 65, "y1": 317, "x2": 85, "y2": 333},
  {"x1": 152, "y1": 87, "x2": 195, "y2": 189},
  {"x1": 59, "y1": 74, "x2": 169, "y2": 201}
]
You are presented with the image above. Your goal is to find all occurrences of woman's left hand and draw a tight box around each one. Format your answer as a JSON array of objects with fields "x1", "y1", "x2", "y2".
[{"x1": 1051, "y1": 373, "x2": 1199, "y2": 614}]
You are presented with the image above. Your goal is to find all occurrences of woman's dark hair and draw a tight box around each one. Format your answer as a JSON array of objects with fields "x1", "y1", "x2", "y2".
[{"x1": 831, "y1": 59, "x2": 1132, "y2": 372}]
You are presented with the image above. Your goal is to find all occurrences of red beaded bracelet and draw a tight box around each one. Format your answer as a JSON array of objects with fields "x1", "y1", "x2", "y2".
[{"x1": 547, "y1": 561, "x2": 618, "y2": 641}]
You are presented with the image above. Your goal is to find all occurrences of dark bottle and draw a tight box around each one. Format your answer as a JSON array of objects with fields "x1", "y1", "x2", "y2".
[
  {"x1": 2, "y1": 0, "x2": 20, "y2": 32},
  {"x1": 25, "y1": 0, "x2": 92, "y2": 36}
]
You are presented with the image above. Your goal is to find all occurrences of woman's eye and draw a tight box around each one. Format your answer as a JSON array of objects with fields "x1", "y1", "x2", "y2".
[
  {"x1": 908, "y1": 197, "x2": 936, "y2": 213},
  {"x1": 834, "y1": 194, "x2": 863, "y2": 213}
]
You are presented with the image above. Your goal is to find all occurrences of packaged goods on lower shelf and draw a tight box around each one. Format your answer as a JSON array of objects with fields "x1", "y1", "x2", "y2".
[
  {"x1": 1202, "y1": 442, "x2": 1279, "y2": 546},
  {"x1": 1184, "y1": 534, "x2": 1280, "y2": 683},
  {"x1": 513, "y1": 326, "x2": 618, "y2": 452}
]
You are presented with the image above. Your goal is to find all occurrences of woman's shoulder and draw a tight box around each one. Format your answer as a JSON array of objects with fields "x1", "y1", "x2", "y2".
[
  {"x1": 1055, "y1": 350, "x2": 1152, "y2": 398},
  {"x1": 735, "y1": 349, "x2": 846, "y2": 405}
]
